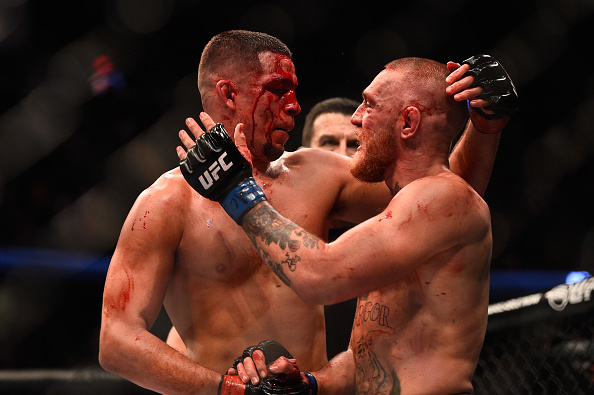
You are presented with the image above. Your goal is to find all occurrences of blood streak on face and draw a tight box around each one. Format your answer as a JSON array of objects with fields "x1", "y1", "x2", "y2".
[
  {"x1": 406, "y1": 100, "x2": 444, "y2": 117},
  {"x1": 244, "y1": 52, "x2": 300, "y2": 162}
]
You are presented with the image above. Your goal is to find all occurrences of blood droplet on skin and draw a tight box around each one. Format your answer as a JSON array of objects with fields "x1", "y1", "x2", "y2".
[
  {"x1": 132, "y1": 211, "x2": 150, "y2": 230},
  {"x1": 379, "y1": 211, "x2": 393, "y2": 222}
]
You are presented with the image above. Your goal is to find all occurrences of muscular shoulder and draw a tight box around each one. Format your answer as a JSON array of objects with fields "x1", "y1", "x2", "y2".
[
  {"x1": 274, "y1": 148, "x2": 354, "y2": 192},
  {"x1": 404, "y1": 172, "x2": 486, "y2": 208},
  {"x1": 282, "y1": 148, "x2": 391, "y2": 224},
  {"x1": 138, "y1": 168, "x2": 191, "y2": 208},
  {"x1": 394, "y1": 173, "x2": 490, "y2": 238},
  {"x1": 283, "y1": 148, "x2": 351, "y2": 175},
  {"x1": 126, "y1": 168, "x2": 193, "y2": 234},
  {"x1": 109, "y1": 168, "x2": 195, "y2": 268}
]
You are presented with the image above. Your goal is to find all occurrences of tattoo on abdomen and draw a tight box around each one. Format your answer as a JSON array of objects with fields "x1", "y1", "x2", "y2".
[
  {"x1": 242, "y1": 205, "x2": 319, "y2": 286},
  {"x1": 354, "y1": 333, "x2": 400, "y2": 394}
]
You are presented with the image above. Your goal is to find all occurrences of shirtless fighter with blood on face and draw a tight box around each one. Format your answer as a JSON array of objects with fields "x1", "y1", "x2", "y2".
[
  {"x1": 177, "y1": 55, "x2": 517, "y2": 394},
  {"x1": 100, "y1": 28, "x2": 507, "y2": 394}
]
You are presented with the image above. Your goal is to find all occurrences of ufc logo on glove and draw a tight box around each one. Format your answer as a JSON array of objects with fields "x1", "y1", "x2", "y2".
[
  {"x1": 180, "y1": 123, "x2": 267, "y2": 224},
  {"x1": 199, "y1": 152, "x2": 233, "y2": 189}
]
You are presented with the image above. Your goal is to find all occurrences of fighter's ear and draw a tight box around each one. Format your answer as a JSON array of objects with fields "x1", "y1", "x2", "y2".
[
  {"x1": 215, "y1": 80, "x2": 238, "y2": 111},
  {"x1": 401, "y1": 106, "x2": 421, "y2": 139}
]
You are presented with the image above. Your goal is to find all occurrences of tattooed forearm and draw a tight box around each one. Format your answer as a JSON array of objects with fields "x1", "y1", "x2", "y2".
[
  {"x1": 241, "y1": 203, "x2": 321, "y2": 286},
  {"x1": 256, "y1": 248, "x2": 293, "y2": 286},
  {"x1": 242, "y1": 204, "x2": 320, "y2": 252},
  {"x1": 243, "y1": 204, "x2": 301, "y2": 250},
  {"x1": 296, "y1": 229, "x2": 321, "y2": 249}
]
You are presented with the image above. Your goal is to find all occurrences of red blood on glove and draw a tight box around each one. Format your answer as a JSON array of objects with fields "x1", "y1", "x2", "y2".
[
  {"x1": 219, "y1": 375, "x2": 252, "y2": 395},
  {"x1": 219, "y1": 340, "x2": 311, "y2": 395}
]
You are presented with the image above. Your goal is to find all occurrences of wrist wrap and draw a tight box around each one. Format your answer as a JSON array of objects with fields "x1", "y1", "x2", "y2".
[
  {"x1": 220, "y1": 178, "x2": 267, "y2": 224},
  {"x1": 303, "y1": 372, "x2": 318, "y2": 395},
  {"x1": 470, "y1": 107, "x2": 510, "y2": 134},
  {"x1": 180, "y1": 122, "x2": 267, "y2": 224}
]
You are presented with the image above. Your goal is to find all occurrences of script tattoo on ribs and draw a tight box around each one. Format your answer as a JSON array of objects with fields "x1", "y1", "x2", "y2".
[{"x1": 242, "y1": 204, "x2": 320, "y2": 286}]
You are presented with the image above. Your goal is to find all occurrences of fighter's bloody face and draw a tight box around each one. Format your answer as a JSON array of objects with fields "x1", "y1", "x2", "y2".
[{"x1": 236, "y1": 52, "x2": 301, "y2": 162}]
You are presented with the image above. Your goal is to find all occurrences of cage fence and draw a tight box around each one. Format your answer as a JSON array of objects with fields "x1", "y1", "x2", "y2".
[{"x1": 473, "y1": 276, "x2": 594, "y2": 394}]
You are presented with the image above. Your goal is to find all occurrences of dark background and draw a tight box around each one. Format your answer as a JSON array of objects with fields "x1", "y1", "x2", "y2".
[{"x1": 1, "y1": 0, "x2": 593, "y2": 384}]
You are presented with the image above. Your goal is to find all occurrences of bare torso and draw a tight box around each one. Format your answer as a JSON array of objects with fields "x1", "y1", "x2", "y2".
[
  {"x1": 349, "y1": 175, "x2": 491, "y2": 394},
  {"x1": 159, "y1": 148, "x2": 379, "y2": 373}
]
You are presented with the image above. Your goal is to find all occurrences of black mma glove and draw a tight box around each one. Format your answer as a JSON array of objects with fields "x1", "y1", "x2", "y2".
[
  {"x1": 462, "y1": 54, "x2": 519, "y2": 133},
  {"x1": 179, "y1": 123, "x2": 266, "y2": 224},
  {"x1": 218, "y1": 340, "x2": 313, "y2": 395}
]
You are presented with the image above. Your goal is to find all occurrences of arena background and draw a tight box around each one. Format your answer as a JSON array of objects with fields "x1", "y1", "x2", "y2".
[{"x1": 1, "y1": 0, "x2": 593, "y2": 393}]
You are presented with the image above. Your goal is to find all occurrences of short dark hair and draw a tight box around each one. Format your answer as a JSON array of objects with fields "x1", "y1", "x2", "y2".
[
  {"x1": 198, "y1": 30, "x2": 292, "y2": 93},
  {"x1": 302, "y1": 97, "x2": 359, "y2": 147}
]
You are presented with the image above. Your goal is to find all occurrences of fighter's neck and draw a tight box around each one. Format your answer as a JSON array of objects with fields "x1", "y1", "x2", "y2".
[
  {"x1": 253, "y1": 156, "x2": 288, "y2": 181},
  {"x1": 384, "y1": 156, "x2": 450, "y2": 194}
]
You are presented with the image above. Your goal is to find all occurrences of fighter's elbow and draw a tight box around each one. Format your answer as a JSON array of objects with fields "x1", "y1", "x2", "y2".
[
  {"x1": 98, "y1": 329, "x2": 124, "y2": 374},
  {"x1": 293, "y1": 276, "x2": 341, "y2": 306},
  {"x1": 98, "y1": 340, "x2": 115, "y2": 373},
  {"x1": 300, "y1": 290, "x2": 342, "y2": 306},
  {"x1": 296, "y1": 289, "x2": 323, "y2": 305},
  {"x1": 98, "y1": 347, "x2": 115, "y2": 373}
]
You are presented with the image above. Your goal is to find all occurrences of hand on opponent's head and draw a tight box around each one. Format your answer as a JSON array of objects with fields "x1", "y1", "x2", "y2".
[
  {"x1": 446, "y1": 61, "x2": 490, "y2": 109},
  {"x1": 176, "y1": 112, "x2": 252, "y2": 163},
  {"x1": 177, "y1": 112, "x2": 265, "y2": 224},
  {"x1": 446, "y1": 54, "x2": 518, "y2": 134}
]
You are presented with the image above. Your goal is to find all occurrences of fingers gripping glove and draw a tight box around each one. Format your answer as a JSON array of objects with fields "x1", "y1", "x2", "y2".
[
  {"x1": 179, "y1": 123, "x2": 266, "y2": 224},
  {"x1": 219, "y1": 340, "x2": 312, "y2": 395},
  {"x1": 462, "y1": 54, "x2": 519, "y2": 133}
]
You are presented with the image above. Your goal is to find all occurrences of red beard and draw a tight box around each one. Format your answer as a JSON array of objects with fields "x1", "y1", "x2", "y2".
[{"x1": 350, "y1": 130, "x2": 397, "y2": 183}]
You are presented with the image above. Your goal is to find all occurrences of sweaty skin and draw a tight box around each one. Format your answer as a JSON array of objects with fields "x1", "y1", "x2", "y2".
[
  {"x1": 100, "y1": 50, "x2": 391, "y2": 394},
  {"x1": 218, "y1": 59, "x2": 496, "y2": 394},
  {"x1": 101, "y1": 40, "x2": 498, "y2": 393},
  {"x1": 241, "y1": 174, "x2": 491, "y2": 394}
]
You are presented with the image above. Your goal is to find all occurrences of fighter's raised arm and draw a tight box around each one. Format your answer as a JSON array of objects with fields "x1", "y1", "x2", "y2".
[
  {"x1": 178, "y1": 56, "x2": 503, "y2": 393},
  {"x1": 446, "y1": 54, "x2": 518, "y2": 196}
]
